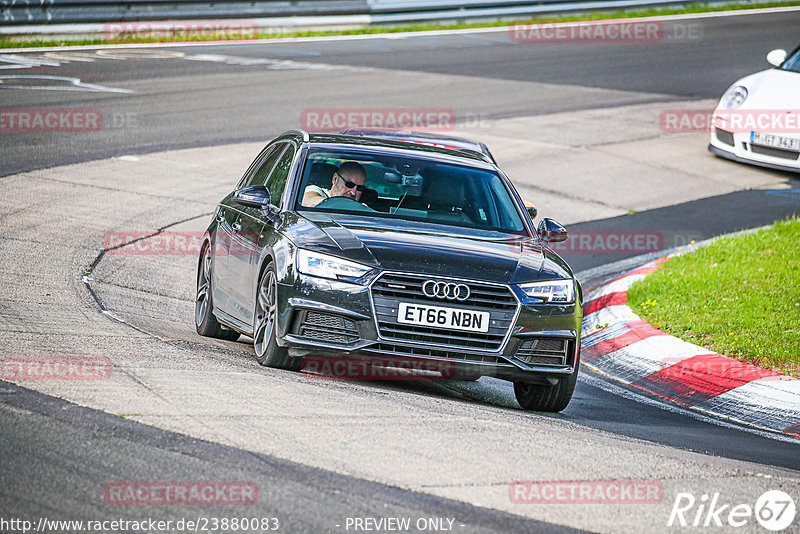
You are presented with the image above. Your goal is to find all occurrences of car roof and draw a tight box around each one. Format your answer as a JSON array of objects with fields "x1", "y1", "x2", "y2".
[
  {"x1": 339, "y1": 128, "x2": 496, "y2": 163},
  {"x1": 301, "y1": 132, "x2": 495, "y2": 166}
]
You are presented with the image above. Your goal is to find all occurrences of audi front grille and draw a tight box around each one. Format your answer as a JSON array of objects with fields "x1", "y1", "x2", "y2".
[{"x1": 370, "y1": 272, "x2": 519, "y2": 351}]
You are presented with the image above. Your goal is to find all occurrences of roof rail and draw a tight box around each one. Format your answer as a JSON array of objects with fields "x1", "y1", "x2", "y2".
[{"x1": 338, "y1": 129, "x2": 494, "y2": 164}]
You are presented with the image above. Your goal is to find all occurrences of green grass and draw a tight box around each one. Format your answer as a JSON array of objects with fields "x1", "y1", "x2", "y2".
[
  {"x1": 2, "y1": 1, "x2": 799, "y2": 48},
  {"x1": 628, "y1": 218, "x2": 800, "y2": 378}
]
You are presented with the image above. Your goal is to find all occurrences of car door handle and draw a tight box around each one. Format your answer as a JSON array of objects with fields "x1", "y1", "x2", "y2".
[{"x1": 231, "y1": 222, "x2": 242, "y2": 232}]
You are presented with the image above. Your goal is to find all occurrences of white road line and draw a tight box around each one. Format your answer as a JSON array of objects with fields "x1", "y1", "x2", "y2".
[
  {"x1": 0, "y1": 74, "x2": 134, "y2": 93},
  {"x1": 0, "y1": 53, "x2": 60, "y2": 69},
  {"x1": 0, "y1": 49, "x2": 365, "y2": 74}
]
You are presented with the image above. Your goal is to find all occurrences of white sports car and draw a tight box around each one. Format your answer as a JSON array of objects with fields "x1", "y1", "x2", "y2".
[{"x1": 708, "y1": 44, "x2": 800, "y2": 173}]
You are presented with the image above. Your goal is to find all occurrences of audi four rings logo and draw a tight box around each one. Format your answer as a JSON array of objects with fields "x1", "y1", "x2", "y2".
[{"x1": 422, "y1": 280, "x2": 470, "y2": 301}]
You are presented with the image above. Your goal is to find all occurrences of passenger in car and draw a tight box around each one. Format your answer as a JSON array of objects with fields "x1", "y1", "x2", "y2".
[{"x1": 302, "y1": 161, "x2": 367, "y2": 207}]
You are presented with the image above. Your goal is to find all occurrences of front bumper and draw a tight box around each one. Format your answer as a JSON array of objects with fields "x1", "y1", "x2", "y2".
[
  {"x1": 708, "y1": 127, "x2": 800, "y2": 173},
  {"x1": 276, "y1": 272, "x2": 582, "y2": 383}
]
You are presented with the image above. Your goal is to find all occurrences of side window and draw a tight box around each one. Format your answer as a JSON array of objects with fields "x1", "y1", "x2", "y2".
[
  {"x1": 242, "y1": 143, "x2": 286, "y2": 188},
  {"x1": 264, "y1": 145, "x2": 296, "y2": 207},
  {"x1": 486, "y1": 175, "x2": 524, "y2": 232}
]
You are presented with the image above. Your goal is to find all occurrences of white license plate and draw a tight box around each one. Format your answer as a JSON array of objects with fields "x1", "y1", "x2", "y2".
[
  {"x1": 751, "y1": 132, "x2": 800, "y2": 151},
  {"x1": 397, "y1": 302, "x2": 490, "y2": 333}
]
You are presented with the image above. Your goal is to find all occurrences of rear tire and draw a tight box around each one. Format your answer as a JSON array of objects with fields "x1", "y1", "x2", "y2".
[
  {"x1": 195, "y1": 242, "x2": 240, "y2": 341},
  {"x1": 513, "y1": 356, "x2": 579, "y2": 413},
  {"x1": 253, "y1": 262, "x2": 299, "y2": 371}
]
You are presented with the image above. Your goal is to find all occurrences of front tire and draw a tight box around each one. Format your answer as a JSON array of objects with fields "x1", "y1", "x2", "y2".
[
  {"x1": 195, "y1": 242, "x2": 240, "y2": 341},
  {"x1": 253, "y1": 262, "x2": 299, "y2": 370},
  {"x1": 513, "y1": 357, "x2": 579, "y2": 413}
]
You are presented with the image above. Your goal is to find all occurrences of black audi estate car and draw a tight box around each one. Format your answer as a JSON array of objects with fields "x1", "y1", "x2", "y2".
[{"x1": 196, "y1": 130, "x2": 582, "y2": 411}]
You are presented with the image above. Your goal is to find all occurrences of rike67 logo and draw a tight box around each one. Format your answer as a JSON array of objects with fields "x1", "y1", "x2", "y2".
[{"x1": 668, "y1": 490, "x2": 796, "y2": 531}]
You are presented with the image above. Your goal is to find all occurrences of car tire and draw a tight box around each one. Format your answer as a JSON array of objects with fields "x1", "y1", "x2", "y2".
[
  {"x1": 195, "y1": 242, "x2": 240, "y2": 341},
  {"x1": 513, "y1": 356, "x2": 579, "y2": 413},
  {"x1": 254, "y1": 261, "x2": 300, "y2": 370}
]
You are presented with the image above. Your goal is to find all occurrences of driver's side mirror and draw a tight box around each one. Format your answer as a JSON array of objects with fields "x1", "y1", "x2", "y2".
[
  {"x1": 538, "y1": 218, "x2": 568, "y2": 244},
  {"x1": 233, "y1": 185, "x2": 271, "y2": 209},
  {"x1": 525, "y1": 203, "x2": 537, "y2": 221},
  {"x1": 766, "y1": 49, "x2": 787, "y2": 67}
]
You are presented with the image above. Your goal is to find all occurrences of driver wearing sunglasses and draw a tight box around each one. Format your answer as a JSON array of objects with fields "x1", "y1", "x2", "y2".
[{"x1": 302, "y1": 161, "x2": 367, "y2": 207}]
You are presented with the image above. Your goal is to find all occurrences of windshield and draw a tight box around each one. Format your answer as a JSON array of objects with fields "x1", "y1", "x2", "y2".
[
  {"x1": 779, "y1": 47, "x2": 800, "y2": 73},
  {"x1": 295, "y1": 149, "x2": 527, "y2": 235}
]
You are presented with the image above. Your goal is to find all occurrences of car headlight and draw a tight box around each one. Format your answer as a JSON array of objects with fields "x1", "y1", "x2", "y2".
[
  {"x1": 296, "y1": 249, "x2": 372, "y2": 280},
  {"x1": 519, "y1": 279, "x2": 575, "y2": 304},
  {"x1": 721, "y1": 85, "x2": 748, "y2": 109}
]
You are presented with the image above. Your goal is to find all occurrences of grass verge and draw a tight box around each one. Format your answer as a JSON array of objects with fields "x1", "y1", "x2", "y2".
[
  {"x1": 1, "y1": 1, "x2": 799, "y2": 49},
  {"x1": 628, "y1": 217, "x2": 800, "y2": 378}
]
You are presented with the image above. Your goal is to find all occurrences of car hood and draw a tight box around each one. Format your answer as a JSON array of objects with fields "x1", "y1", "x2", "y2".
[
  {"x1": 285, "y1": 212, "x2": 573, "y2": 284},
  {"x1": 722, "y1": 68, "x2": 800, "y2": 110}
]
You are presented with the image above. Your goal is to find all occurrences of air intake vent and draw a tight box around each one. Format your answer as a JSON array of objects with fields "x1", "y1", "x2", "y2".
[
  {"x1": 750, "y1": 143, "x2": 800, "y2": 160},
  {"x1": 714, "y1": 128, "x2": 734, "y2": 147},
  {"x1": 296, "y1": 311, "x2": 359, "y2": 344},
  {"x1": 363, "y1": 343, "x2": 505, "y2": 364},
  {"x1": 516, "y1": 337, "x2": 568, "y2": 366}
]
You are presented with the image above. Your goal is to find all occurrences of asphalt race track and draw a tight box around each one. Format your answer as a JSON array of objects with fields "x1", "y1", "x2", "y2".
[{"x1": 1, "y1": 8, "x2": 800, "y2": 533}]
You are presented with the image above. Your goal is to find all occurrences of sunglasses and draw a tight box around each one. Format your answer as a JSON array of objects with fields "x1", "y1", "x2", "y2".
[{"x1": 336, "y1": 173, "x2": 366, "y2": 192}]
